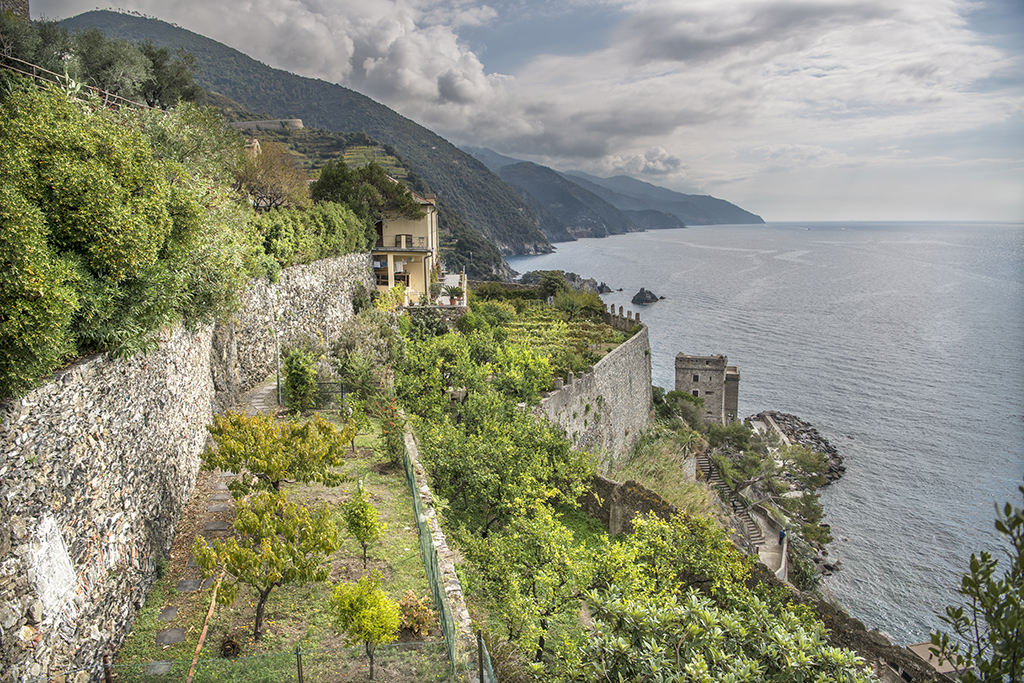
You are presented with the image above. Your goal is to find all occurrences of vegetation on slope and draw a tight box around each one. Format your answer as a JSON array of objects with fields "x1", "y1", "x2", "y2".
[
  {"x1": 384, "y1": 287, "x2": 879, "y2": 681},
  {"x1": 59, "y1": 10, "x2": 554, "y2": 267},
  {"x1": 498, "y1": 161, "x2": 642, "y2": 240}
]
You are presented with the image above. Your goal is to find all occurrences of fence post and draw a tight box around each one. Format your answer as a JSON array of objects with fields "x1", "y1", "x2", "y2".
[
  {"x1": 478, "y1": 631, "x2": 484, "y2": 683},
  {"x1": 295, "y1": 645, "x2": 304, "y2": 683}
]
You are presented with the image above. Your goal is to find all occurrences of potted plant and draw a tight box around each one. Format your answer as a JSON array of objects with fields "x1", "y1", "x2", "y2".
[
  {"x1": 429, "y1": 282, "x2": 443, "y2": 304},
  {"x1": 442, "y1": 285, "x2": 464, "y2": 306}
]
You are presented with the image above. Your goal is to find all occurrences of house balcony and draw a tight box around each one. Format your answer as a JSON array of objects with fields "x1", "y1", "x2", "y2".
[{"x1": 375, "y1": 234, "x2": 430, "y2": 251}]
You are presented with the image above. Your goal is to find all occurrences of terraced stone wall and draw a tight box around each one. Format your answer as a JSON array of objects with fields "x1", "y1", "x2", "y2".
[
  {"x1": 536, "y1": 306, "x2": 653, "y2": 470},
  {"x1": 0, "y1": 255, "x2": 371, "y2": 681}
]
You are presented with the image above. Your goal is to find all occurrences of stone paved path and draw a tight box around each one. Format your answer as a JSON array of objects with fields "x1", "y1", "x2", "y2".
[
  {"x1": 696, "y1": 453, "x2": 788, "y2": 581},
  {"x1": 148, "y1": 379, "x2": 279, "y2": 674}
]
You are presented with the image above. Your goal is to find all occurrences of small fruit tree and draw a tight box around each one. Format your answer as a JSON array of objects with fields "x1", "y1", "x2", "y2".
[
  {"x1": 201, "y1": 411, "x2": 354, "y2": 495},
  {"x1": 342, "y1": 480, "x2": 386, "y2": 570},
  {"x1": 192, "y1": 492, "x2": 341, "y2": 641},
  {"x1": 331, "y1": 571, "x2": 401, "y2": 680}
]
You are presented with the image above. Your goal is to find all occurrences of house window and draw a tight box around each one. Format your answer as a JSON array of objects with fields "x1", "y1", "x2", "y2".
[
  {"x1": 692, "y1": 374, "x2": 699, "y2": 382},
  {"x1": 691, "y1": 390, "x2": 699, "y2": 397}
]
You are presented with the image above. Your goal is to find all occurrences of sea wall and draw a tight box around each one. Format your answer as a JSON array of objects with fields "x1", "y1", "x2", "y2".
[
  {"x1": 536, "y1": 305, "x2": 652, "y2": 469},
  {"x1": 0, "y1": 254, "x2": 371, "y2": 682}
]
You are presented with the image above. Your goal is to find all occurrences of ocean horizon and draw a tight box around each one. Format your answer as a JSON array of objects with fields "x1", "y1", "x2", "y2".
[{"x1": 506, "y1": 220, "x2": 1024, "y2": 645}]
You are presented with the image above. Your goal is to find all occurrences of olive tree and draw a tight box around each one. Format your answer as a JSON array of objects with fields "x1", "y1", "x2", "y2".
[{"x1": 931, "y1": 486, "x2": 1024, "y2": 683}]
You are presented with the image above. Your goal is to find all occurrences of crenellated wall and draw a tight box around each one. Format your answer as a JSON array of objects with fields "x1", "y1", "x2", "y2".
[
  {"x1": 0, "y1": 254, "x2": 371, "y2": 682},
  {"x1": 536, "y1": 305, "x2": 653, "y2": 470}
]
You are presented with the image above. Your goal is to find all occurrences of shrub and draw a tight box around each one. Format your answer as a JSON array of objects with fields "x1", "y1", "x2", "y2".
[
  {"x1": 283, "y1": 347, "x2": 318, "y2": 412},
  {"x1": 373, "y1": 395, "x2": 406, "y2": 466},
  {"x1": 256, "y1": 201, "x2": 368, "y2": 267},
  {"x1": 0, "y1": 85, "x2": 256, "y2": 398},
  {"x1": 0, "y1": 186, "x2": 79, "y2": 397},
  {"x1": 398, "y1": 591, "x2": 436, "y2": 637}
]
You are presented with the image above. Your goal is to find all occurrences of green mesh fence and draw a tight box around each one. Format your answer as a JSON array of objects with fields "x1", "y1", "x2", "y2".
[
  {"x1": 400, "y1": 431, "x2": 498, "y2": 682},
  {"x1": 402, "y1": 443, "x2": 461, "y2": 680},
  {"x1": 103, "y1": 641, "x2": 449, "y2": 683}
]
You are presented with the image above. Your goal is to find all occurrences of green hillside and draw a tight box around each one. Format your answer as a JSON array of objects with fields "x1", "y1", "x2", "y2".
[
  {"x1": 59, "y1": 10, "x2": 552, "y2": 268},
  {"x1": 498, "y1": 162, "x2": 642, "y2": 240}
]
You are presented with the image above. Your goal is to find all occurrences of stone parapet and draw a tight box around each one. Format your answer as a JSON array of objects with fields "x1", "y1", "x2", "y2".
[{"x1": 537, "y1": 309, "x2": 653, "y2": 470}]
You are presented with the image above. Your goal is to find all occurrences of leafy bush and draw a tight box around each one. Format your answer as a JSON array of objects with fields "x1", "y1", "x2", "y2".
[
  {"x1": 0, "y1": 186, "x2": 79, "y2": 398},
  {"x1": 333, "y1": 308, "x2": 405, "y2": 401},
  {"x1": 373, "y1": 395, "x2": 406, "y2": 466},
  {"x1": 398, "y1": 591, "x2": 436, "y2": 636},
  {"x1": 255, "y1": 201, "x2": 368, "y2": 267},
  {"x1": 283, "y1": 347, "x2": 318, "y2": 412},
  {"x1": 0, "y1": 84, "x2": 259, "y2": 398}
]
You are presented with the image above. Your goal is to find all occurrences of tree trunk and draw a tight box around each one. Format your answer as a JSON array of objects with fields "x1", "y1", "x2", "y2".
[
  {"x1": 366, "y1": 641, "x2": 375, "y2": 680},
  {"x1": 535, "y1": 618, "x2": 548, "y2": 662},
  {"x1": 253, "y1": 587, "x2": 273, "y2": 641}
]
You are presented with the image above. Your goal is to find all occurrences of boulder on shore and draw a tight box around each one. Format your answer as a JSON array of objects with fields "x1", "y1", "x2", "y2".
[
  {"x1": 597, "y1": 282, "x2": 612, "y2": 294},
  {"x1": 631, "y1": 288, "x2": 659, "y2": 304}
]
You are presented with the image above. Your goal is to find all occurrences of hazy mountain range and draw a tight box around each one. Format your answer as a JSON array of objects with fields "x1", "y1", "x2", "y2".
[{"x1": 61, "y1": 10, "x2": 764, "y2": 277}]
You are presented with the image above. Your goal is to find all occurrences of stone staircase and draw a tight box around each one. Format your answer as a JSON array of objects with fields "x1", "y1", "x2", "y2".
[{"x1": 697, "y1": 454, "x2": 765, "y2": 547}]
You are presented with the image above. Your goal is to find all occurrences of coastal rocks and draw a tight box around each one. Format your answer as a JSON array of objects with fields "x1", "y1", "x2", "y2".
[
  {"x1": 631, "y1": 288, "x2": 659, "y2": 304},
  {"x1": 751, "y1": 411, "x2": 846, "y2": 484},
  {"x1": 597, "y1": 282, "x2": 612, "y2": 294}
]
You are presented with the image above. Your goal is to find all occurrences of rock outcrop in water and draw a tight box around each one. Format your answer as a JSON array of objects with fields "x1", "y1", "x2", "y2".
[{"x1": 631, "y1": 287, "x2": 659, "y2": 304}]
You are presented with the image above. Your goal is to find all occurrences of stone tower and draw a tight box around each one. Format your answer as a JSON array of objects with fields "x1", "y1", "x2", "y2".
[
  {"x1": 0, "y1": 0, "x2": 30, "y2": 21},
  {"x1": 674, "y1": 353, "x2": 740, "y2": 424}
]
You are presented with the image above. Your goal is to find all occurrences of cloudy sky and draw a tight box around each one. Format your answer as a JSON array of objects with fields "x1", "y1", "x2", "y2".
[{"x1": 34, "y1": 0, "x2": 1024, "y2": 222}]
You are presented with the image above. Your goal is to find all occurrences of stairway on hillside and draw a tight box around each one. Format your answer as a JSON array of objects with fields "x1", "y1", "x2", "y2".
[{"x1": 697, "y1": 454, "x2": 765, "y2": 547}]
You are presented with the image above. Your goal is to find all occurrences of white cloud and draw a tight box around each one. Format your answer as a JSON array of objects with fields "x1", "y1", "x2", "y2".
[{"x1": 33, "y1": 0, "x2": 1024, "y2": 219}]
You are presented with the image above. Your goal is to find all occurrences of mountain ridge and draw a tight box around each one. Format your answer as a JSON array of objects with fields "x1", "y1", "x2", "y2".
[
  {"x1": 464, "y1": 146, "x2": 765, "y2": 228},
  {"x1": 59, "y1": 10, "x2": 552, "y2": 274}
]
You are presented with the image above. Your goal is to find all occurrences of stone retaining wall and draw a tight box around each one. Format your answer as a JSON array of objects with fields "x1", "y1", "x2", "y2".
[
  {"x1": 401, "y1": 426, "x2": 475, "y2": 673},
  {"x1": 0, "y1": 254, "x2": 371, "y2": 682},
  {"x1": 581, "y1": 475, "x2": 678, "y2": 536},
  {"x1": 536, "y1": 305, "x2": 652, "y2": 470}
]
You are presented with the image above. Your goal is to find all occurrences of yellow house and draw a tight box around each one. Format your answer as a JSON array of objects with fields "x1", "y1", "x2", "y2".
[{"x1": 371, "y1": 191, "x2": 440, "y2": 303}]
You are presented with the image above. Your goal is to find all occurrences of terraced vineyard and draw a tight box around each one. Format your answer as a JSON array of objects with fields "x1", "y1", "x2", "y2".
[{"x1": 503, "y1": 306, "x2": 633, "y2": 379}]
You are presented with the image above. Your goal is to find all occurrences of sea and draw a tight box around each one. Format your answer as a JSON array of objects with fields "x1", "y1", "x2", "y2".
[{"x1": 505, "y1": 221, "x2": 1024, "y2": 646}]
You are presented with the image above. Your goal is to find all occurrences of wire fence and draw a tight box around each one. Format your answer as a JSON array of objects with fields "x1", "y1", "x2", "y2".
[
  {"x1": 399, "y1": 429, "x2": 497, "y2": 683},
  {"x1": 0, "y1": 54, "x2": 151, "y2": 109},
  {"x1": 108, "y1": 641, "x2": 450, "y2": 682}
]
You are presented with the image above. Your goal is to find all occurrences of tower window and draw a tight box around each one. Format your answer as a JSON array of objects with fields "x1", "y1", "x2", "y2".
[
  {"x1": 692, "y1": 390, "x2": 699, "y2": 397},
  {"x1": 692, "y1": 374, "x2": 699, "y2": 382}
]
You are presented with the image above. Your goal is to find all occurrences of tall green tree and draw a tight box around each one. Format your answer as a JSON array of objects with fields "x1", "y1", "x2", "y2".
[
  {"x1": 201, "y1": 411, "x2": 354, "y2": 496},
  {"x1": 192, "y1": 492, "x2": 341, "y2": 641},
  {"x1": 310, "y1": 160, "x2": 425, "y2": 228},
  {"x1": 463, "y1": 501, "x2": 599, "y2": 661},
  {"x1": 73, "y1": 27, "x2": 151, "y2": 102},
  {"x1": 931, "y1": 486, "x2": 1024, "y2": 683},
  {"x1": 138, "y1": 42, "x2": 202, "y2": 109}
]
